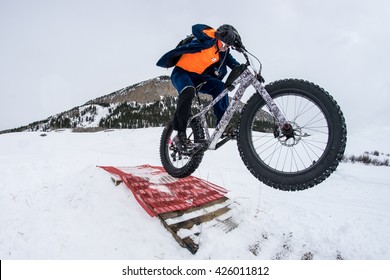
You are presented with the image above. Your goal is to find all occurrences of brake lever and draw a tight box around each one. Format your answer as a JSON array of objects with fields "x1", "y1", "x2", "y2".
[{"x1": 238, "y1": 47, "x2": 264, "y2": 83}]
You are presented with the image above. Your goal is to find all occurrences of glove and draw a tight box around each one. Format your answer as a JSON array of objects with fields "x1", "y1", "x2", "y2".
[{"x1": 233, "y1": 39, "x2": 246, "y2": 52}]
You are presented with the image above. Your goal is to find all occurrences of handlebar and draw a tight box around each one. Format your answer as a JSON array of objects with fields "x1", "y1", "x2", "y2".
[{"x1": 231, "y1": 46, "x2": 264, "y2": 83}]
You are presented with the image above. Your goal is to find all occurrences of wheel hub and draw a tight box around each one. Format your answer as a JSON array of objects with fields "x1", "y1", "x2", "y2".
[{"x1": 278, "y1": 122, "x2": 303, "y2": 147}]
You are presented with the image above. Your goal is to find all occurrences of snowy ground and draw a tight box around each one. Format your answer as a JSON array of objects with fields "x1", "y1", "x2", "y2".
[{"x1": 0, "y1": 127, "x2": 389, "y2": 260}]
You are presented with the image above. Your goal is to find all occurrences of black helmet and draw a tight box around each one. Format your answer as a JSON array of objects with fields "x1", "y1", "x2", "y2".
[{"x1": 215, "y1": 24, "x2": 244, "y2": 49}]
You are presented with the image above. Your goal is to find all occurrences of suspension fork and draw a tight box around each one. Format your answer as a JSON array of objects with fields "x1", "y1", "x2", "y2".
[{"x1": 252, "y1": 79, "x2": 291, "y2": 135}]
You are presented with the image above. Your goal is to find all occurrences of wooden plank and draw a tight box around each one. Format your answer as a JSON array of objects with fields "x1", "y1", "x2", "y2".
[
  {"x1": 158, "y1": 217, "x2": 199, "y2": 254},
  {"x1": 163, "y1": 200, "x2": 230, "y2": 226},
  {"x1": 169, "y1": 206, "x2": 230, "y2": 232},
  {"x1": 158, "y1": 197, "x2": 229, "y2": 220},
  {"x1": 111, "y1": 176, "x2": 122, "y2": 186},
  {"x1": 159, "y1": 218, "x2": 186, "y2": 247},
  {"x1": 182, "y1": 236, "x2": 199, "y2": 254}
]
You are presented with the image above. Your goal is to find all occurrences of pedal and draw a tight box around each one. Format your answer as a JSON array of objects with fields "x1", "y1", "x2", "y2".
[
  {"x1": 222, "y1": 127, "x2": 238, "y2": 140},
  {"x1": 181, "y1": 143, "x2": 203, "y2": 156},
  {"x1": 222, "y1": 133, "x2": 237, "y2": 140}
]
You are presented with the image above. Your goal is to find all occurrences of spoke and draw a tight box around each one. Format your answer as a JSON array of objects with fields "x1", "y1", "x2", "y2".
[
  {"x1": 292, "y1": 98, "x2": 312, "y2": 122},
  {"x1": 289, "y1": 147, "x2": 294, "y2": 172},
  {"x1": 303, "y1": 127, "x2": 329, "y2": 135},
  {"x1": 302, "y1": 138, "x2": 328, "y2": 146},
  {"x1": 275, "y1": 142, "x2": 284, "y2": 170},
  {"x1": 301, "y1": 111, "x2": 326, "y2": 129},
  {"x1": 252, "y1": 133, "x2": 273, "y2": 144},
  {"x1": 252, "y1": 132, "x2": 276, "y2": 151},
  {"x1": 282, "y1": 146, "x2": 288, "y2": 171},
  {"x1": 252, "y1": 93, "x2": 332, "y2": 173},
  {"x1": 300, "y1": 139, "x2": 324, "y2": 160},
  {"x1": 262, "y1": 141, "x2": 283, "y2": 164},
  {"x1": 255, "y1": 139, "x2": 280, "y2": 158},
  {"x1": 267, "y1": 139, "x2": 282, "y2": 168},
  {"x1": 299, "y1": 140, "x2": 317, "y2": 166},
  {"x1": 291, "y1": 146, "x2": 299, "y2": 171},
  {"x1": 292, "y1": 145, "x2": 308, "y2": 170}
]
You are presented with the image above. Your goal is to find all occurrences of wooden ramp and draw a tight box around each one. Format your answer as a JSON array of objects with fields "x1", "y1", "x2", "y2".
[{"x1": 99, "y1": 165, "x2": 237, "y2": 254}]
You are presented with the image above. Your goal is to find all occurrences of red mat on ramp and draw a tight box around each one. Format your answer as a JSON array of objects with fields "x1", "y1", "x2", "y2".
[{"x1": 98, "y1": 165, "x2": 228, "y2": 217}]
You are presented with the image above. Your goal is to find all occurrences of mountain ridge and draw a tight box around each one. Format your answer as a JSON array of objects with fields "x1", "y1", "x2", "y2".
[
  {"x1": 0, "y1": 76, "x2": 178, "y2": 134},
  {"x1": 84, "y1": 75, "x2": 176, "y2": 105},
  {"x1": 0, "y1": 75, "x2": 274, "y2": 134}
]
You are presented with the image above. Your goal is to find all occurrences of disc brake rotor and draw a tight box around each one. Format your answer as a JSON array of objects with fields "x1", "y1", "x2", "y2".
[{"x1": 278, "y1": 121, "x2": 303, "y2": 147}]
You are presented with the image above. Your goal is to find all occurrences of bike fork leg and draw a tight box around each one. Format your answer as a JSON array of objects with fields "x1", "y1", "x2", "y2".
[{"x1": 253, "y1": 79, "x2": 288, "y2": 127}]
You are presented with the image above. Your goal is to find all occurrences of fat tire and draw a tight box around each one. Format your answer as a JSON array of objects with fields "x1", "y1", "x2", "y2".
[
  {"x1": 160, "y1": 119, "x2": 205, "y2": 177},
  {"x1": 238, "y1": 79, "x2": 347, "y2": 191}
]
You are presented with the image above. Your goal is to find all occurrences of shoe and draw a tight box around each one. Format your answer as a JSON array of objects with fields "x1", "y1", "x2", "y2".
[
  {"x1": 173, "y1": 131, "x2": 202, "y2": 156},
  {"x1": 177, "y1": 131, "x2": 188, "y2": 145}
]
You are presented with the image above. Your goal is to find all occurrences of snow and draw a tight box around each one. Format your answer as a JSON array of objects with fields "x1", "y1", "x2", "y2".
[
  {"x1": 77, "y1": 104, "x2": 112, "y2": 128},
  {"x1": 0, "y1": 128, "x2": 390, "y2": 260}
]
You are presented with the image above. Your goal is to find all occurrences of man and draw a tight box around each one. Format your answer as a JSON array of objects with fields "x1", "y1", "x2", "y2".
[{"x1": 156, "y1": 24, "x2": 243, "y2": 153}]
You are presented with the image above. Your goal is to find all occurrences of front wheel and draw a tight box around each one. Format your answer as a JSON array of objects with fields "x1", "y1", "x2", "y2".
[{"x1": 238, "y1": 79, "x2": 347, "y2": 191}]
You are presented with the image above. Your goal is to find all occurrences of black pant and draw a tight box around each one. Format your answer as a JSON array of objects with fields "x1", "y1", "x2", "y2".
[{"x1": 173, "y1": 86, "x2": 195, "y2": 132}]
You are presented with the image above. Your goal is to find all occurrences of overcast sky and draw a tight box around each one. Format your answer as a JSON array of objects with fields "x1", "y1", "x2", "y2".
[{"x1": 1, "y1": 0, "x2": 389, "y2": 135}]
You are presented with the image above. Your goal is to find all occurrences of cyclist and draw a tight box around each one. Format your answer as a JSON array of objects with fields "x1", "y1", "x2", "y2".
[{"x1": 156, "y1": 24, "x2": 243, "y2": 153}]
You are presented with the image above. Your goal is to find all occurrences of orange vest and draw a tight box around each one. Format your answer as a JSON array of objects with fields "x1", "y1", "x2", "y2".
[{"x1": 176, "y1": 29, "x2": 222, "y2": 74}]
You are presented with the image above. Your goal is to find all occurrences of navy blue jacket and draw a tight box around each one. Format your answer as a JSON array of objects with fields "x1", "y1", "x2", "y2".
[{"x1": 156, "y1": 24, "x2": 239, "y2": 79}]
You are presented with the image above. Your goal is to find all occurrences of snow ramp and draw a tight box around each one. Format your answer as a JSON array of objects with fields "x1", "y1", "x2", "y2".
[{"x1": 98, "y1": 164, "x2": 236, "y2": 254}]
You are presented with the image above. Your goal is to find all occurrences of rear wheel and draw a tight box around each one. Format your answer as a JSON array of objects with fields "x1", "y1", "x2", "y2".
[
  {"x1": 160, "y1": 119, "x2": 205, "y2": 177},
  {"x1": 238, "y1": 79, "x2": 347, "y2": 191}
]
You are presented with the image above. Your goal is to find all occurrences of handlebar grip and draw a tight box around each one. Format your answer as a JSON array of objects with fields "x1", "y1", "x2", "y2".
[
  {"x1": 232, "y1": 40, "x2": 246, "y2": 53},
  {"x1": 225, "y1": 64, "x2": 248, "y2": 90}
]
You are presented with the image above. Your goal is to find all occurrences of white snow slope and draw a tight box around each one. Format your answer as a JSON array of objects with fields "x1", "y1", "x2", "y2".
[{"x1": 0, "y1": 127, "x2": 389, "y2": 260}]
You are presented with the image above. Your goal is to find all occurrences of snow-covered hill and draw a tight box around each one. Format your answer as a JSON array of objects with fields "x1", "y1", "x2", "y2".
[
  {"x1": 0, "y1": 128, "x2": 389, "y2": 259},
  {"x1": 0, "y1": 76, "x2": 177, "y2": 134}
]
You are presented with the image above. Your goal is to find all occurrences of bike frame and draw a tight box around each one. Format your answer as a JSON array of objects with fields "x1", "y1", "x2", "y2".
[{"x1": 188, "y1": 65, "x2": 288, "y2": 150}]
